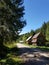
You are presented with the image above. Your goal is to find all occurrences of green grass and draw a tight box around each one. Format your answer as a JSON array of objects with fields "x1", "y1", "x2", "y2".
[
  {"x1": 24, "y1": 43, "x2": 49, "y2": 51},
  {"x1": 0, "y1": 50, "x2": 23, "y2": 65},
  {"x1": 30, "y1": 45, "x2": 49, "y2": 51},
  {"x1": 0, "y1": 42, "x2": 23, "y2": 65},
  {"x1": 24, "y1": 43, "x2": 38, "y2": 48},
  {"x1": 36, "y1": 46, "x2": 49, "y2": 51},
  {"x1": 0, "y1": 59, "x2": 6, "y2": 63},
  {"x1": 0, "y1": 56, "x2": 23, "y2": 65},
  {"x1": 4, "y1": 42, "x2": 17, "y2": 48}
]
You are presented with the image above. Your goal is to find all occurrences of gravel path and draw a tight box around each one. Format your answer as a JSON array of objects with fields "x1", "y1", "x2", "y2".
[{"x1": 17, "y1": 43, "x2": 49, "y2": 65}]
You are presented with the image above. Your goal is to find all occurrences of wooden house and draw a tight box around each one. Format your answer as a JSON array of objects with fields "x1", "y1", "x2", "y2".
[
  {"x1": 26, "y1": 36, "x2": 33, "y2": 44},
  {"x1": 26, "y1": 32, "x2": 46, "y2": 46}
]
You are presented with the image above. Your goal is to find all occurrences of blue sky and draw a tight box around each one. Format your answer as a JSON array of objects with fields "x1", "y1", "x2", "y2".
[{"x1": 20, "y1": 0, "x2": 49, "y2": 34}]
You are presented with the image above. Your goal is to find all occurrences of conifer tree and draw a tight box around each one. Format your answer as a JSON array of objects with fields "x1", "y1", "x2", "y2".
[{"x1": 0, "y1": 0, "x2": 26, "y2": 58}]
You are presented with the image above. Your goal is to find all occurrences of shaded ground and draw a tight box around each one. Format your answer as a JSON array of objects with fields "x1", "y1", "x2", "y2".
[{"x1": 17, "y1": 43, "x2": 49, "y2": 65}]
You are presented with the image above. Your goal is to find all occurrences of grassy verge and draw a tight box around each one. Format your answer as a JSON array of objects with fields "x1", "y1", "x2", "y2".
[
  {"x1": 24, "y1": 43, "x2": 49, "y2": 51},
  {"x1": 0, "y1": 56, "x2": 23, "y2": 65},
  {"x1": 0, "y1": 43, "x2": 24, "y2": 65},
  {"x1": 4, "y1": 42, "x2": 17, "y2": 48},
  {"x1": 36, "y1": 46, "x2": 49, "y2": 51}
]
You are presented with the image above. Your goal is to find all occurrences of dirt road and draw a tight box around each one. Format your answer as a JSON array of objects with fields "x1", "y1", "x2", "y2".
[
  {"x1": 17, "y1": 43, "x2": 49, "y2": 65},
  {"x1": 17, "y1": 43, "x2": 29, "y2": 48}
]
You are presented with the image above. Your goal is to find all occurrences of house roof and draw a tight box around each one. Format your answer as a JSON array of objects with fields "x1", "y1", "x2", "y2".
[
  {"x1": 32, "y1": 39, "x2": 37, "y2": 43},
  {"x1": 26, "y1": 36, "x2": 32, "y2": 41},
  {"x1": 26, "y1": 32, "x2": 41, "y2": 41},
  {"x1": 33, "y1": 32, "x2": 40, "y2": 38}
]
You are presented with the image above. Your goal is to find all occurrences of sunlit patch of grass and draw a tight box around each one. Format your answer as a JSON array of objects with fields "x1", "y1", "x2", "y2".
[
  {"x1": 4, "y1": 42, "x2": 17, "y2": 48},
  {"x1": 11, "y1": 57, "x2": 23, "y2": 62},
  {"x1": 0, "y1": 56, "x2": 23, "y2": 65},
  {"x1": 7, "y1": 54, "x2": 23, "y2": 62},
  {"x1": 24, "y1": 43, "x2": 37, "y2": 48},
  {"x1": 24, "y1": 43, "x2": 49, "y2": 51},
  {"x1": 0, "y1": 59, "x2": 6, "y2": 63},
  {"x1": 36, "y1": 46, "x2": 49, "y2": 51},
  {"x1": 30, "y1": 45, "x2": 37, "y2": 48},
  {"x1": 5, "y1": 43, "x2": 16, "y2": 48},
  {"x1": 30, "y1": 45, "x2": 49, "y2": 51},
  {"x1": 6, "y1": 58, "x2": 23, "y2": 65}
]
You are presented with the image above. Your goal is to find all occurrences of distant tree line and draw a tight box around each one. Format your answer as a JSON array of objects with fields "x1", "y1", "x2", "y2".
[{"x1": 18, "y1": 21, "x2": 49, "y2": 42}]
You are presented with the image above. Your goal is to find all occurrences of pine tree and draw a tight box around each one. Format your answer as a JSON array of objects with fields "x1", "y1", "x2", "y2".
[
  {"x1": 41, "y1": 22, "x2": 47, "y2": 37},
  {"x1": 46, "y1": 21, "x2": 49, "y2": 40},
  {"x1": 0, "y1": 0, "x2": 26, "y2": 58}
]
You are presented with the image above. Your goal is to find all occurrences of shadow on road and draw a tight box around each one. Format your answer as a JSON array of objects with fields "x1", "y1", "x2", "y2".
[
  {"x1": 18, "y1": 47, "x2": 41, "y2": 55},
  {"x1": 22, "y1": 59, "x2": 49, "y2": 65},
  {"x1": 18, "y1": 47, "x2": 49, "y2": 65}
]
